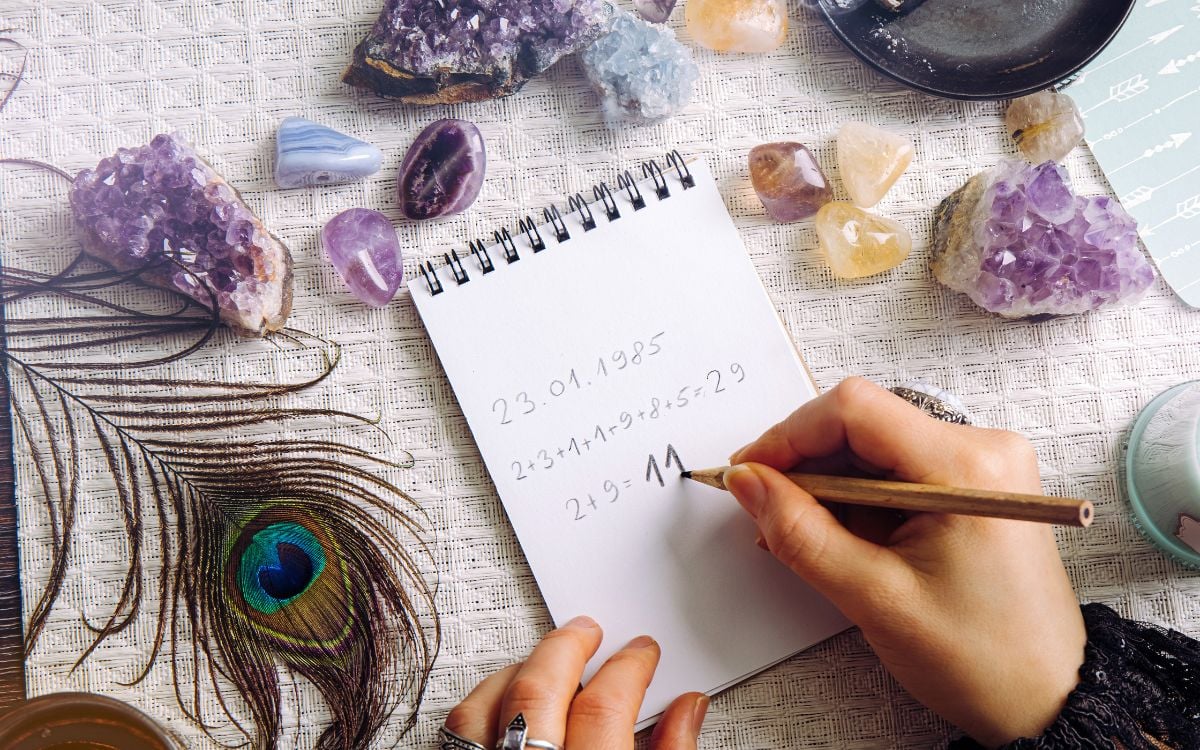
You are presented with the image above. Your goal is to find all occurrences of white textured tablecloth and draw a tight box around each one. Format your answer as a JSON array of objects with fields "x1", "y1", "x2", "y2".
[{"x1": 1, "y1": 1, "x2": 1198, "y2": 747}]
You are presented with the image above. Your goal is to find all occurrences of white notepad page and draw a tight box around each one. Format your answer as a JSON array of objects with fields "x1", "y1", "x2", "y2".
[{"x1": 411, "y1": 160, "x2": 849, "y2": 726}]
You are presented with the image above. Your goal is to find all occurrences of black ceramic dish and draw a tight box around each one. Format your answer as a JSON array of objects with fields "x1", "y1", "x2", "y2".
[{"x1": 815, "y1": 0, "x2": 1136, "y2": 100}]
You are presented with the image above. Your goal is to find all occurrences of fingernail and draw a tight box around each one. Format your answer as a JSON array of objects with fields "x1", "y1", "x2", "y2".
[
  {"x1": 724, "y1": 464, "x2": 767, "y2": 518},
  {"x1": 627, "y1": 634, "x2": 657, "y2": 649},
  {"x1": 564, "y1": 615, "x2": 598, "y2": 629},
  {"x1": 728, "y1": 442, "x2": 752, "y2": 464},
  {"x1": 755, "y1": 535, "x2": 769, "y2": 551},
  {"x1": 691, "y1": 695, "x2": 709, "y2": 735}
]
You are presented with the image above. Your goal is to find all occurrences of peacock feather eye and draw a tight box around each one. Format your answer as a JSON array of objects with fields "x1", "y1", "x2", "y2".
[{"x1": 235, "y1": 522, "x2": 327, "y2": 614}]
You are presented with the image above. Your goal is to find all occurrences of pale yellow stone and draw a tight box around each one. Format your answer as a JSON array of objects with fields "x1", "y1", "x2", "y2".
[
  {"x1": 815, "y1": 202, "x2": 911, "y2": 278},
  {"x1": 685, "y1": 0, "x2": 787, "y2": 53},
  {"x1": 836, "y1": 122, "x2": 914, "y2": 208}
]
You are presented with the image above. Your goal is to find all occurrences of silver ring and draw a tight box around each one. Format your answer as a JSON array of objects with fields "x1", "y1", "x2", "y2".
[
  {"x1": 497, "y1": 713, "x2": 564, "y2": 750},
  {"x1": 889, "y1": 383, "x2": 971, "y2": 425},
  {"x1": 439, "y1": 725, "x2": 487, "y2": 750}
]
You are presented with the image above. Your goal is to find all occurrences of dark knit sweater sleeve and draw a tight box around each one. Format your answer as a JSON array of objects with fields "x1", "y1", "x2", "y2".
[{"x1": 950, "y1": 603, "x2": 1200, "y2": 750}]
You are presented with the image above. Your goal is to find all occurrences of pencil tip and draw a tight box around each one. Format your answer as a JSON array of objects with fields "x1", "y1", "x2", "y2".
[{"x1": 680, "y1": 471, "x2": 692, "y2": 479}]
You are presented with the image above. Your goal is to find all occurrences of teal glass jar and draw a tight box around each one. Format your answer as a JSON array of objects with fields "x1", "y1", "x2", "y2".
[{"x1": 1125, "y1": 381, "x2": 1200, "y2": 569}]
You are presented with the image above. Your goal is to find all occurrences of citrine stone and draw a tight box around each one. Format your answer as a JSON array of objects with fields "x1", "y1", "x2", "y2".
[
  {"x1": 836, "y1": 122, "x2": 914, "y2": 208},
  {"x1": 1005, "y1": 90, "x2": 1085, "y2": 164},
  {"x1": 684, "y1": 0, "x2": 787, "y2": 53},
  {"x1": 749, "y1": 142, "x2": 832, "y2": 222},
  {"x1": 815, "y1": 202, "x2": 911, "y2": 278}
]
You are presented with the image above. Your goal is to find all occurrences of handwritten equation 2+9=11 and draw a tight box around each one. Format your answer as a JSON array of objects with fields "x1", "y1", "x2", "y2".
[{"x1": 565, "y1": 445, "x2": 687, "y2": 522}]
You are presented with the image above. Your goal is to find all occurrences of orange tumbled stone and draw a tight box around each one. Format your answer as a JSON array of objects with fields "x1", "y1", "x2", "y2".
[
  {"x1": 685, "y1": 0, "x2": 787, "y2": 53},
  {"x1": 815, "y1": 202, "x2": 911, "y2": 278}
]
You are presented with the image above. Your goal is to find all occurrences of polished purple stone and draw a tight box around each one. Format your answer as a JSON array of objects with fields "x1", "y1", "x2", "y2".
[
  {"x1": 397, "y1": 119, "x2": 486, "y2": 220},
  {"x1": 67, "y1": 132, "x2": 293, "y2": 336},
  {"x1": 931, "y1": 159, "x2": 1155, "y2": 318},
  {"x1": 320, "y1": 209, "x2": 403, "y2": 307},
  {"x1": 633, "y1": 0, "x2": 677, "y2": 23}
]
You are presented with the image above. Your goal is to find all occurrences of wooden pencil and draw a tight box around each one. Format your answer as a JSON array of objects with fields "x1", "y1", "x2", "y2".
[{"x1": 681, "y1": 467, "x2": 1094, "y2": 528}]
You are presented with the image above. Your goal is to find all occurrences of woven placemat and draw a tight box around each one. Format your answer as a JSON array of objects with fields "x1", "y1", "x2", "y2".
[{"x1": 0, "y1": 1, "x2": 1198, "y2": 747}]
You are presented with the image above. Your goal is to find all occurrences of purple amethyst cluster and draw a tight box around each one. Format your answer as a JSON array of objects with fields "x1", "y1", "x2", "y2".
[
  {"x1": 69, "y1": 133, "x2": 293, "y2": 336},
  {"x1": 931, "y1": 159, "x2": 1155, "y2": 318},
  {"x1": 343, "y1": 0, "x2": 611, "y2": 104}
]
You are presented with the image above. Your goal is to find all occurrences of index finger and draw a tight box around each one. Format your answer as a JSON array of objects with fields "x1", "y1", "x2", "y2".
[{"x1": 730, "y1": 378, "x2": 960, "y2": 483}]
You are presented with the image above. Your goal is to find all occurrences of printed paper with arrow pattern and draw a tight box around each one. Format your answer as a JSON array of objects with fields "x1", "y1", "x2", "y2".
[{"x1": 1068, "y1": 0, "x2": 1200, "y2": 308}]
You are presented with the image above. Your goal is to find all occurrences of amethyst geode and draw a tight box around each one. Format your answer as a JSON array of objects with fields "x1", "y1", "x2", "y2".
[
  {"x1": 68, "y1": 133, "x2": 293, "y2": 336},
  {"x1": 931, "y1": 159, "x2": 1155, "y2": 318},
  {"x1": 343, "y1": 0, "x2": 611, "y2": 104}
]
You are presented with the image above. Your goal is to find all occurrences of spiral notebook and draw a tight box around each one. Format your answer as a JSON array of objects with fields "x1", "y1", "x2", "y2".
[{"x1": 411, "y1": 156, "x2": 848, "y2": 726}]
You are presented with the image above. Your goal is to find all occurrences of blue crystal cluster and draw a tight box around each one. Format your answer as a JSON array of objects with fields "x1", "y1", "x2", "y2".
[{"x1": 581, "y1": 12, "x2": 699, "y2": 126}]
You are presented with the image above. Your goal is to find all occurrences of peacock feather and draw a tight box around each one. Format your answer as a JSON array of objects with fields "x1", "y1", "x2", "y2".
[{"x1": 0, "y1": 160, "x2": 439, "y2": 747}]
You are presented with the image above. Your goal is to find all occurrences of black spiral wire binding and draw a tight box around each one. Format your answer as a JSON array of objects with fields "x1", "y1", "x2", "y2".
[
  {"x1": 642, "y1": 159, "x2": 670, "y2": 199},
  {"x1": 567, "y1": 193, "x2": 596, "y2": 231},
  {"x1": 667, "y1": 149, "x2": 695, "y2": 189},
  {"x1": 519, "y1": 215, "x2": 546, "y2": 252},
  {"x1": 421, "y1": 151, "x2": 691, "y2": 295},
  {"x1": 469, "y1": 239, "x2": 495, "y2": 273},
  {"x1": 545, "y1": 204, "x2": 571, "y2": 241},
  {"x1": 494, "y1": 228, "x2": 519, "y2": 264},
  {"x1": 593, "y1": 182, "x2": 620, "y2": 221},
  {"x1": 421, "y1": 260, "x2": 444, "y2": 295},
  {"x1": 444, "y1": 250, "x2": 469, "y2": 285},
  {"x1": 617, "y1": 170, "x2": 646, "y2": 210}
]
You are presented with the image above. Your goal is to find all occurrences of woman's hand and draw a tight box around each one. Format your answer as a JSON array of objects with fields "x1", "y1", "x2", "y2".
[
  {"x1": 726, "y1": 377, "x2": 1086, "y2": 748},
  {"x1": 443, "y1": 616, "x2": 708, "y2": 750}
]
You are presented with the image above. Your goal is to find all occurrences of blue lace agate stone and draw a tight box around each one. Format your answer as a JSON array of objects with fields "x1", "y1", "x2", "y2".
[
  {"x1": 581, "y1": 12, "x2": 698, "y2": 127},
  {"x1": 274, "y1": 117, "x2": 383, "y2": 189}
]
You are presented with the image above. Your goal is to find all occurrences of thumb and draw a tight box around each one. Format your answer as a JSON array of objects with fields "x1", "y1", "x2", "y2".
[
  {"x1": 724, "y1": 463, "x2": 905, "y2": 613},
  {"x1": 649, "y1": 693, "x2": 707, "y2": 750}
]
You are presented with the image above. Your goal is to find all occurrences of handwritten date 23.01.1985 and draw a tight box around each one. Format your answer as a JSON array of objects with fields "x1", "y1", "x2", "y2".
[{"x1": 491, "y1": 332, "x2": 666, "y2": 426}]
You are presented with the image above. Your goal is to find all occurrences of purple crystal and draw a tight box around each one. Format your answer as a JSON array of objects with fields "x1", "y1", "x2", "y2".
[
  {"x1": 397, "y1": 119, "x2": 486, "y2": 220},
  {"x1": 68, "y1": 133, "x2": 293, "y2": 336},
  {"x1": 634, "y1": 0, "x2": 677, "y2": 23},
  {"x1": 931, "y1": 159, "x2": 1155, "y2": 318},
  {"x1": 320, "y1": 209, "x2": 403, "y2": 307},
  {"x1": 343, "y1": 0, "x2": 611, "y2": 104}
]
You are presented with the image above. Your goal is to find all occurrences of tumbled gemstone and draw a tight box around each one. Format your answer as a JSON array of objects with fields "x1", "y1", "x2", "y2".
[
  {"x1": 749, "y1": 142, "x2": 832, "y2": 222},
  {"x1": 815, "y1": 202, "x2": 911, "y2": 278},
  {"x1": 320, "y1": 208, "x2": 403, "y2": 307},
  {"x1": 633, "y1": 0, "x2": 677, "y2": 23},
  {"x1": 836, "y1": 122, "x2": 914, "y2": 208},
  {"x1": 581, "y1": 12, "x2": 698, "y2": 126},
  {"x1": 685, "y1": 0, "x2": 787, "y2": 53},
  {"x1": 274, "y1": 117, "x2": 383, "y2": 189},
  {"x1": 343, "y1": 0, "x2": 610, "y2": 103},
  {"x1": 397, "y1": 119, "x2": 486, "y2": 220},
  {"x1": 1005, "y1": 90, "x2": 1086, "y2": 164},
  {"x1": 68, "y1": 132, "x2": 293, "y2": 336},
  {"x1": 931, "y1": 159, "x2": 1155, "y2": 318}
]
